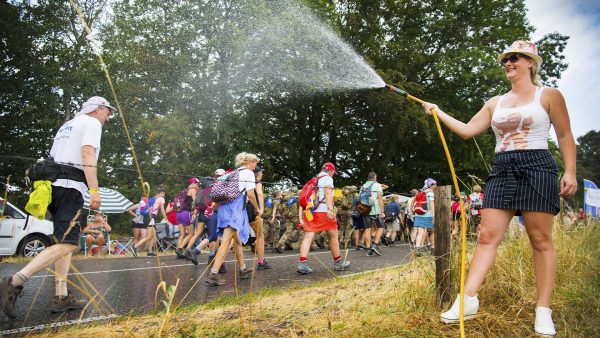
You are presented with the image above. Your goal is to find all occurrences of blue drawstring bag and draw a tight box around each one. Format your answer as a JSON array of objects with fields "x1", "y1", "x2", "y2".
[
  {"x1": 286, "y1": 196, "x2": 297, "y2": 206},
  {"x1": 265, "y1": 196, "x2": 273, "y2": 208}
]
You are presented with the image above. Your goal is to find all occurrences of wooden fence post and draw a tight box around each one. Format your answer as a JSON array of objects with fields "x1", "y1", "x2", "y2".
[{"x1": 434, "y1": 185, "x2": 452, "y2": 309}]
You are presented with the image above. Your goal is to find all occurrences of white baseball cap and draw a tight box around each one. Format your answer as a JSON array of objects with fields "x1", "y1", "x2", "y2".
[
  {"x1": 214, "y1": 168, "x2": 226, "y2": 177},
  {"x1": 76, "y1": 96, "x2": 117, "y2": 116}
]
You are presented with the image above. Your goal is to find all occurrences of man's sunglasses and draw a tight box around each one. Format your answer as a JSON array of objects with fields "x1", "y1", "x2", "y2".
[{"x1": 501, "y1": 53, "x2": 522, "y2": 65}]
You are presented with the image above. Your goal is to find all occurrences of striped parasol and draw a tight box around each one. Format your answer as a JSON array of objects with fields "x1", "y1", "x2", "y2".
[{"x1": 83, "y1": 187, "x2": 133, "y2": 214}]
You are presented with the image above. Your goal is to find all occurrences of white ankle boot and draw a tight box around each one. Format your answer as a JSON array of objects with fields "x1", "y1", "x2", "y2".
[
  {"x1": 440, "y1": 294, "x2": 479, "y2": 324},
  {"x1": 535, "y1": 307, "x2": 556, "y2": 337}
]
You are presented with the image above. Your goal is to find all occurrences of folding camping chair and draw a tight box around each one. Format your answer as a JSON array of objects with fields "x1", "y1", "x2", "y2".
[
  {"x1": 108, "y1": 237, "x2": 134, "y2": 255},
  {"x1": 155, "y1": 222, "x2": 178, "y2": 252}
]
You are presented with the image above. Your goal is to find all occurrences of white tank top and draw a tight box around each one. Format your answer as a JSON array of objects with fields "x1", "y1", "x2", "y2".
[{"x1": 491, "y1": 87, "x2": 550, "y2": 153}]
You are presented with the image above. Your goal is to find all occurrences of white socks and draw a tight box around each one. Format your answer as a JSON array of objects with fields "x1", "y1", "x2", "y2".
[
  {"x1": 55, "y1": 280, "x2": 68, "y2": 297},
  {"x1": 11, "y1": 271, "x2": 30, "y2": 287},
  {"x1": 440, "y1": 294, "x2": 479, "y2": 324},
  {"x1": 535, "y1": 307, "x2": 556, "y2": 336}
]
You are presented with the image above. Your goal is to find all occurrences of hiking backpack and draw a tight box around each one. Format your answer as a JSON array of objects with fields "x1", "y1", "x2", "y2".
[
  {"x1": 299, "y1": 173, "x2": 327, "y2": 209},
  {"x1": 209, "y1": 169, "x2": 244, "y2": 204},
  {"x1": 358, "y1": 182, "x2": 375, "y2": 206},
  {"x1": 140, "y1": 196, "x2": 156, "y2": 217},
  {"x1": 194, "y1": 184, "x2": 213, "y2": 212},
  {"x1": 413, "y1": 191, "x2": 429, "y2": 215},
  {"x1": 173, "y1": 188, "x2": 189, "y2": 212}
]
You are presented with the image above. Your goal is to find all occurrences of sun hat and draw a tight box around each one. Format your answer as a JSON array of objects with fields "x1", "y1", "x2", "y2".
[
  {"x1": 76, "y1": 96, "x2": 117, "y2": 116},
  {"x1": 498, "y1": 40, "x2": 543, "y2": 65},
  {"x1": 214, "y1": 168, "x2": 226, "y2": 177},
  {"x1": 322, "y1": 162, "x2": 337, "y2": 174}
]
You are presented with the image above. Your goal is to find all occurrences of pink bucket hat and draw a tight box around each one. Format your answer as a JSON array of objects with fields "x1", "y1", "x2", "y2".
[{"x1": 498, "y1": 40, "x2": 543, "y2": 65}]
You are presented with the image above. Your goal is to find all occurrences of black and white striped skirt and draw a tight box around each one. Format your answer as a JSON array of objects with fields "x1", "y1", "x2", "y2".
[{"x1": 483, "y1": 149, "x2": 560, "y2": 215}]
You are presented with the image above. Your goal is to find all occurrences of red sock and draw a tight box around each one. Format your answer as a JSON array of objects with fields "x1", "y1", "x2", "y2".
[
  {"x1": 333, "y1": 255, "x2": 341, "y2": 262},
  {"x1": 299, "y1": 256, "x2": 308, "y2": 262},
  {"x1": 258, "y1": 258, "x2": 264, "y2": 264}
]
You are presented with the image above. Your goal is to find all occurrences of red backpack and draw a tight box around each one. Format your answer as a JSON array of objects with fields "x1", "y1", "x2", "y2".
[
  {"x1": 414, "y1": 191, "x2": 429, "y2": 215},
  {"x1": 299, "y1": 173, "x2": 327, "y2": 209}
]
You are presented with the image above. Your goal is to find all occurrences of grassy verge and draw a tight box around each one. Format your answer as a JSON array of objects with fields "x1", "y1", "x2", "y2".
[{"x1": 34, "y1": 223, "x2": 600, "y2": 337}]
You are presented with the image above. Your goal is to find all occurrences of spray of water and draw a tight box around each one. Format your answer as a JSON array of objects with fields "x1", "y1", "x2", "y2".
[{"x1": 226, "y1": 0, "x2": 385, "y2": 94}]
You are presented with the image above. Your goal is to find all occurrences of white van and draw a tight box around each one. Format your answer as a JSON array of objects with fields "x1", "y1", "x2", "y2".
[{"x1": 0, "y1": 198, "x2": 54, "y2": 257}]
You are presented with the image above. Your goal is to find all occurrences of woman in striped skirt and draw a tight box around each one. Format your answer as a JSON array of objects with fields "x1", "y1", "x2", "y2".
[{"x1": 422, "y1": 40, "x2": 577, "y2": 336}]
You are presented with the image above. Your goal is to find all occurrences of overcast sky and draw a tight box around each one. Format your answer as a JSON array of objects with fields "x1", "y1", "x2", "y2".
[{"x1": 525, "y1": 0, "x2": 600, "y2": 141}]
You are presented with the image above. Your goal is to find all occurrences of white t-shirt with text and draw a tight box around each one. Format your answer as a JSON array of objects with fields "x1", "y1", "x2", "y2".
[{"x1": 50, "y1": 115, "x2": 102, "y2": 196}]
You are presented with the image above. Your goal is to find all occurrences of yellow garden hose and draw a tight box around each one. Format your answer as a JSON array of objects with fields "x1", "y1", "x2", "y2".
[{"x1": 386, "y1": 84, "x2": 469, "y2": 338}]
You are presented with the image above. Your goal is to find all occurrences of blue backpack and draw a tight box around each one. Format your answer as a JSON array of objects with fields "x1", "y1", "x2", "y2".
[
  {"x1": 140, "y1": 196, "x2": 156, "y2": 217},
  {"x1": 358, "y1": 182, "x2": 375, "y2": 206}
]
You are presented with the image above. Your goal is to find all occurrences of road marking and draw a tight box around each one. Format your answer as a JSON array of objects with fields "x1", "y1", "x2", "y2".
[
  {"x1": 30, "y1": 252, "x2": 333, "y2": 279},
  {"x1": 0, "y1": 314, "x2": 120, "y2": 336}
]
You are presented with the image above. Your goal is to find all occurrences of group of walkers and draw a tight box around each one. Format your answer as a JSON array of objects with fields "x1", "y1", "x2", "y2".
[
  {"x1": 126, "y1": 161, "x2": 494, "y2": 280},
  {"x1": 0, "y1": 39, "x2": 578, "y2": 338}
]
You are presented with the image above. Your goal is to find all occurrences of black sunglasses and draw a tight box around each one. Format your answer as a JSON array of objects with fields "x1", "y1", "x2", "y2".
[{"x1": 501, "y1": 53, "x2": 522, "y2": 65}]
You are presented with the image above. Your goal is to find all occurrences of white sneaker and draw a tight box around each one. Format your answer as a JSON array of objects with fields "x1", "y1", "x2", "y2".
[
  {"x1": 535, "y1": 307, "x2": 556, "y2": 337},
  {"x1": 440, "y1": 294, "x2": 479, "y2": 324}
]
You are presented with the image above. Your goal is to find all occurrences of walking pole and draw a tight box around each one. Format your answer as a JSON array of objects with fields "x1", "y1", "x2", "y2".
[{"x1": 385, "y1": 84, "x2": 469, "y2": 338}]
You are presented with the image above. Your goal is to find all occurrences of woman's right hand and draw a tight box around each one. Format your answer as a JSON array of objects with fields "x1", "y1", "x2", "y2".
[{"x1": 422, "y1": 102, "x2": 442, "y2": 116}]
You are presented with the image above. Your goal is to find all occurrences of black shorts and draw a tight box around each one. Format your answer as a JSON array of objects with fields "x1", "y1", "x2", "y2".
[
  {"x1": 143, "y1": 214, "x2": 156, "y2": 227},
  {"x1": 362, "y1": 215, "x2": 385, "y2": 229},
  {"x1": 196, "y1": 213, "x2": 208, "y2": 224},
  {"x1": 132, "y1": 221, "x2": 146, "y2": 229},
  {"x1": 246, "y1": 204, "x2": 257, "y2": 223},
  {"x1": 48, "y1": 186, "x2": 84, "y2": 245}
]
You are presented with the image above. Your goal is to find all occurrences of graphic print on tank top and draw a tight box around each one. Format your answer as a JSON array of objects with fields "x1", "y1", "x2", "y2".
[
  {"x1": 491, "y1": 87, "x2": 550, "y2": 153},
  {"x1": 491, "y1": 112, "x2": 534, "y2": 152}
]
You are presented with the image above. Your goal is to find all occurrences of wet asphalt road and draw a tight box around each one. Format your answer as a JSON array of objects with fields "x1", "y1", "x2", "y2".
[{"x1": 0, "y1": 244, "x2": 413, "y2": 335}]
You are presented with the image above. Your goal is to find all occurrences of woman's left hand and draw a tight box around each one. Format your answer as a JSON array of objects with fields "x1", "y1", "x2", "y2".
[{"x1": 560, "y1": 172, "x2": 577, "y2": 197}]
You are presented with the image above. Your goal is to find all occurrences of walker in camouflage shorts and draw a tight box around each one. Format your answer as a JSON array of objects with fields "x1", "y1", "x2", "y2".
[
  {"x1": 336, "y1": 186, "x2": 356, "y2": 247},
  {"x1": 265, "y1": 192, "x2": 284, "y2": 249},
  {"x1": 274, "y1": 192, "x2": 301, "y2": 253}
]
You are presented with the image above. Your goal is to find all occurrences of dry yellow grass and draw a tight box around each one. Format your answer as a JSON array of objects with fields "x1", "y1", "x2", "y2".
[{"x1": 29, "y1": 222, "x2": 600, "y2": 337}]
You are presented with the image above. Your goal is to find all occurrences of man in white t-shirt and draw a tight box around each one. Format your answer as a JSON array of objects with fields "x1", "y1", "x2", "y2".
[{"x1": 1, "y1": 96, "x2": 114, "y2": 319}]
